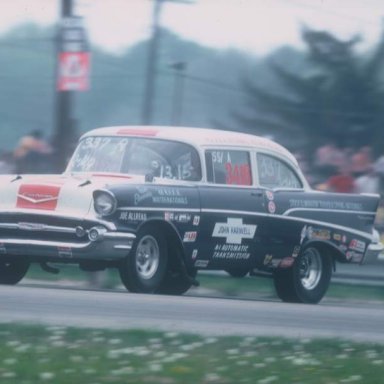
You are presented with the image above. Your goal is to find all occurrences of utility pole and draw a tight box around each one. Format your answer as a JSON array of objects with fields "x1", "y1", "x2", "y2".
[
  {"x1": 54, "y1": 0, "x2": 90, "y2": 171},
  {"x1": 170, "y1": 61, "x2": 187, "y2": 126},
  {"x1": 54, "y1": 0, "x2": 74, "y2": 172},
  {"x1": 141, "y1": 0, "x2": 193, "y2": 125}
]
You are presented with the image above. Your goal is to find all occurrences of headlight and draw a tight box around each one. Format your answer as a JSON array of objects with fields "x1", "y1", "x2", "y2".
[{"x1": 93, "y1": 191, "x2": 117, "y2": 216}]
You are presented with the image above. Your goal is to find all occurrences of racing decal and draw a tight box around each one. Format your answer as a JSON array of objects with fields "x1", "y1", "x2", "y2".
[
  {"x1": 58, "y1": 246, "x2": 72, "y2": 258},
  {"x1": 292, "y1": 246, "x2": 301, "y2": 258},
  {"x1": 349, "y1": 239, "x2": 366, "y2": 253},
  {"x1": 268, "y1": 201, "x2": 276, "y2": 214},
  {"x1": 225, "y1": 163, "x2": 252, "y2": 185},
  {"x1": 134, "y1": 187, "x2": 188, "y2": 206},
  {"x1": 183, "y1": 231, "x2": 197, "y2": 242},
  {"x1": 346, "y1": 251, "x2": 364, "y2": 263},
  {"x1": 17, "y1": 184, "x2": 61, "y2": 211},
  {"x1": 263, "y1": 254, "x2": 273, "y2": 266},
  {"x1": 265, "y1": 190, "x2": 274, "y2": 201},
  {"x1": 300, "y1": 225, "x2": 330, "y2": 242},
  {"x1": 195, "y1": 260, "x2": 209, "y2": 268},
  {"x1": 193, "y1": 215, "x2": 200, "y2": 226},
  {"x1": 212, "y1": 218, "x2": 257, "y2": 244},
  {"x1": 289, "y1": 199, "x2": 363, "y2": 211},
  {"x1": 213, "y1": 244, "x2": 250, "y2": 260},
  {"x1": 119, "y1": 211, "x2": 147, "y2": 222},
  {"x1": 333, "y1": 233, "x2": 342, "y2": 241},
  {"x1": 164, "y1": 212, "x2": 191, "y2": 223},
  {"x1": 192, "y1": 249, "x2": 198, "y2": 260}
]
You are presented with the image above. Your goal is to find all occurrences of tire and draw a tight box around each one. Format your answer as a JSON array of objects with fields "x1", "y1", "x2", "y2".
[
  {"x1": 0, "y1": 259, "x2": 30, "y2": 285},
  {"x1": 273, "y1": 247, "x2": 332, "y2": 304},
  {"x1": 119, "y1": 227, "x2": 168, "y2": 293},
  {"x1": 225, "y1": 268, "x2": 249, "y2": 278},
  {"x1": 157, "y1": 269, "x2": 197, "y2": 295}
]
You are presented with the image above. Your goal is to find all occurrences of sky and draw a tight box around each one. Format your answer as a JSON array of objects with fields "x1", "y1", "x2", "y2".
[{"x1": 0, "y1": 0, "x2": 384, "y2": 55}]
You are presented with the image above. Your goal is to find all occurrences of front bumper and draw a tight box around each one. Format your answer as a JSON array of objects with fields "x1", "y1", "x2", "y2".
[{"x1": 0, "y1": 219, "x2": 136, "y2": 261}]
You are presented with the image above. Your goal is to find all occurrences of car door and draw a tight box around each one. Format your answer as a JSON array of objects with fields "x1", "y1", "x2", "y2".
[{"x1": 195, "y1": 148, "x2": 266, "y2": 270}]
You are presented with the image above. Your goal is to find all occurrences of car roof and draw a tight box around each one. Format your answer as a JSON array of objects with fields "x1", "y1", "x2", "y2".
[{"x1": 81, "y1": 126, "x2": 298, "y2": 166}]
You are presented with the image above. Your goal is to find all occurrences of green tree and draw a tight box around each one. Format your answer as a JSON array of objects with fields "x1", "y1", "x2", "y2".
[{"x1": 232, "y1": 27, "x2": 384, "y2": 158}]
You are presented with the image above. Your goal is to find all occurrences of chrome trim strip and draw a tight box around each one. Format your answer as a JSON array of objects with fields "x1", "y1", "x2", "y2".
[
  {"x1": 0, "y1": 223, "x2": 77, "y2": 234},
  {"x1": 0, "y1": 209, "x2": 116, "y2": 230},
  {"x1": 104, "y1": 232, "x2": 136, "y2": 240},
  {"x1": 0, "y1": 238, "x2": 92, "y2": 249},
  {"x1": 283, "y1": 208, "x2": 376, "y2": 216},
  {"x1": 117, "y1": 207, "x2": 200, "y2": 213}
]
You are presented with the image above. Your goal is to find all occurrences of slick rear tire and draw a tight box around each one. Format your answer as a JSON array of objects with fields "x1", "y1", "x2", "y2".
[
  {"x1": 156, "y1": 269, "x2": 197, "y2": 295},
  {"x1": 273, "y1": 247, "x2": 332, "y2": 304},
  {"x1": 0, "y1": 259, "x2": 30, "y2": 285},
  {"x1": 119, "y1": 226, "x2": 168, "y2": 293}
]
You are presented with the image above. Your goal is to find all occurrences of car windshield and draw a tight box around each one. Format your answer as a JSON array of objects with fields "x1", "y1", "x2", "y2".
[{"x1": 67, "y1": 136, "x2": 202, "y2": 181}]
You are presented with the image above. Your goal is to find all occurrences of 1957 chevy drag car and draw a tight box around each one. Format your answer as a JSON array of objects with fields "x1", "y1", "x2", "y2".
[{"x1": 0, "y1": 126, "x2": 382, "y2": 303}]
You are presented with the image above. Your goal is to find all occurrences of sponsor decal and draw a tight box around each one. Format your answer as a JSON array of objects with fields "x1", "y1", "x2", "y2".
[
  {"x1": 271, "y1": 259, "x2": 282, "y2": 267},
  {"x1": 342, "y1": 235, "x2": 347, "y2": 243},
  {"x1": 310, "y1": 228, "x2": 331, "y2": 241},
  {"x1": 193, "y1": 215, "x2": 200, "y2": 226},
  {"x1": 119, "y1": 211, "x2": 147, "y2": 222},
  {"x1": 301, "y1": 226, "x2": 330, "y2": 241},
  {"x1": 0, "y1": 242, "x2": 6, "y2": 254},
  {"x1": 58, "y1": 246, "x2": 72, "y2": 258},
  {"x1": 192, "y1": 249, "x2": 198, "y2": 260},
  {"x1": 349, "y1": 239, "x2": 366, "y2": 253},
  {"x1": 153, "y1": 188, "x2": 188, "y2": 205},
  {"x1": 263, "y1": 254, "x2": 273, "y2": 266},
  {"x1": 346, "y1": 251, "x2": 364, "y2": 263},
  {"x1": 333, "y1": 233, "x2": 342, "y2": 241},
  {"x1": 164, "y1": 212, "x2": 192, "y2": 223},
  {"x1": 268, "y1": 201, "x2": 276, "y2": 214},
  {"x1": 339, "y1": 245, "x2": 348, "y2": 252},
  {"x1": 213, "y1": 243, "x2": 250, "y2": 260},
  {"x1": 134, "y1": 187, "x2": 153, "y2": 205},
  {"x1": 17, "y1": 184, "x2": 60, "y2": 210},
  {"x1": 212, "y1": 218, "x2": 257, "y2": 244},
  {"x1": 195, "y1": 260, "x2": 209, "y2": 268},
  {"x1": 183, "y1": 231, "x2": 197, "y2": 242},
  {"x1": 265, "y1": 191, "x2": 274, "y2": 201},
  {"x1": 134, "y1": 187, "x2": 188, "y2": 206},
  {"x1": 289, "y1": 199, "x2": 363, "y2": 211},
  {"x1": 279, "y1": 257, "x2": 295, "y2": 268},
  {"x1": 292, "y1": 246, "x2": 301, "y2": 258}
]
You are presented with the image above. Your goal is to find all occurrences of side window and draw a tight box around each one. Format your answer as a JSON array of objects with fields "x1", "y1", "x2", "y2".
[
  {"x1": 205, "y1": 150, "x2": 252, "y2": 186},
  {"x1": 257, "y1": 153, "x2": 302, "y2": 189}
]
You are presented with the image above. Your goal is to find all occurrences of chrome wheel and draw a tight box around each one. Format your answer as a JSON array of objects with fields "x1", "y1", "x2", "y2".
[
  {"x1": 135, "y1": 235, "x2": 160, "y2": 280},
  {"x1": 299, "y1": 248, "x2": 322, "y2": 290}
]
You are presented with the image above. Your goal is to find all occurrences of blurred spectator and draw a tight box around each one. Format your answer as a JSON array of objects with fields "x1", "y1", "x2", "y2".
[
  {"x1": 351, "y1": 146, "x2": 373, "y2": 177},
  {"x1": 13, "y1": 130, "x2": 53, "y2": 174},
  {"x1": 325, "y1": 165, "x2": 355, "y2": 193},
  {"x1": 354, "y1": 166, "x2": 380, "y2": 194}
]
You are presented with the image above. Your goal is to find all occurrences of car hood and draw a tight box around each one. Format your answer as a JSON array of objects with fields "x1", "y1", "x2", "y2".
[{"x1": 0, "y1": 173, "x2": 143, "y2": 217}]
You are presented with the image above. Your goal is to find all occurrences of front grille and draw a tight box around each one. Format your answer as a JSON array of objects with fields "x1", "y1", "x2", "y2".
[{"x1": 0, "y1": 213, "x2": 99, "y2": 244}]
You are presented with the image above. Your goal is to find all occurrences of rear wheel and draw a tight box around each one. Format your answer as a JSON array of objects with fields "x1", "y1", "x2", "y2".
[
  {"x1": 119, "y1": 227, "x2": 168, "y2": 293},
  {"x1": 0, "y1": 259, "x2": 30, "y2": 285},
  {"x1": 273, "y1": 247, "x2": 332, "y2": 304}
]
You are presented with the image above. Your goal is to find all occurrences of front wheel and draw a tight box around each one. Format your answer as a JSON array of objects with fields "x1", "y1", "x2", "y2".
[
  {"x1": 273, "y1": 247, "x2": 332, "y2": 304},
  {"x1": 0, "y1": 259, "x2": 30, "y2": 285},
  {"x1": 119, "y1": 227, "x2": 168, "y2": 293}
]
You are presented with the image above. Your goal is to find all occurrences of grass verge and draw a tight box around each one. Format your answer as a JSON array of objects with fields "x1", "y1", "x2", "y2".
[{"x1": 0, "y1": 324, "x2": 383, "y2": 383}]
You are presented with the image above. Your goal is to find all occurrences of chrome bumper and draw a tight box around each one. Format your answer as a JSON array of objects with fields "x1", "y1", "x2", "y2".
[{"x1": 0, "y1": 225, "x2": 136, "y2": 261}]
